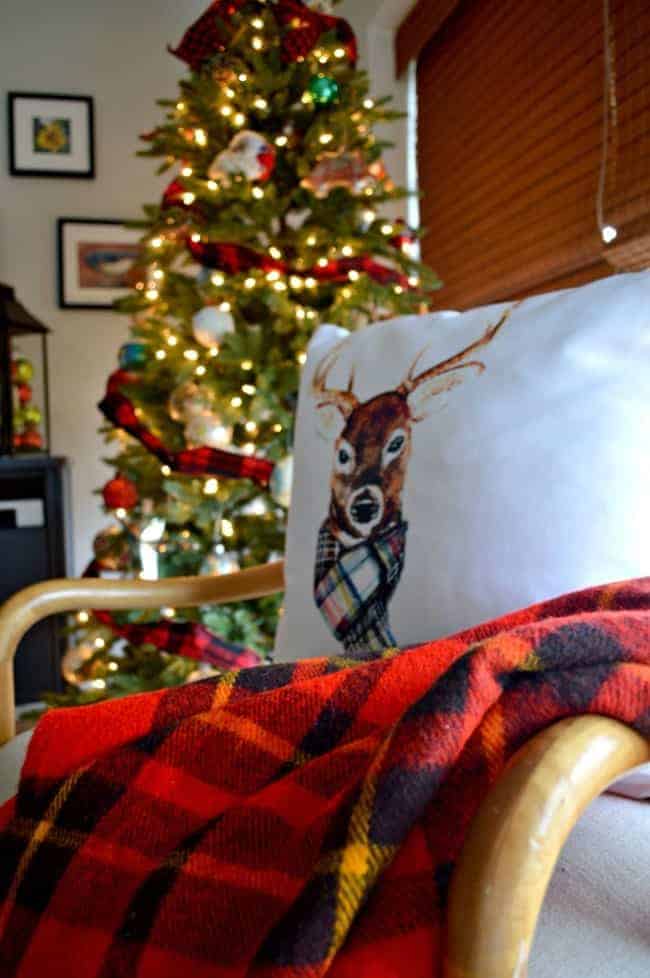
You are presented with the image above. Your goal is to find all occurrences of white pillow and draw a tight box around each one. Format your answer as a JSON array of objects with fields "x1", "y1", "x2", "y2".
[{"x1": 276, "y1": 271, "x2": 650, "y2": 660}]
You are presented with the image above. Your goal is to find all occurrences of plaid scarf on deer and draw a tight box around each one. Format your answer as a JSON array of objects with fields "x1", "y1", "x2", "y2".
[
  {"x1": 1, "y1": 577, "x2": 650, "y2": 978},
  {"x1": 314, "y1": 518, "x2": 408, "y2": 654}
]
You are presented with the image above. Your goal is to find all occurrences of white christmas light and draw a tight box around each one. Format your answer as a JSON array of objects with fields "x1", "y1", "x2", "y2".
[
  {"x1": 381, "y1": 223, "x2": 394, "y2": 235},
  {"x1": 190, "y1": 233, "x2": 201, "y2": 242},
  {"x1": 362, "y1": 208, "x2": 376, "y2": 225},
  {"x1": 319, "y1": 133, "x2": 334, "y2": 145},
  {"x1": 204, "y1": 478, "x2": 219, "y2": 495},
  {"x1": 252, "y1": 35, "x2": 264, "y2": 50},
  {"x1": 161, "y1": 607, "x2": 176, "y2": 619},
  {"x1": 153, "y1": 269, "x2": 164, "y2": 280},
  {"x1": 408, "y1": 274, "x2": 420, "y2": 287},
  {"x1": 207, "y1": 180, "x2": 219, "y2": 191},
  {"x1": 241, "y1": 359, "x2": 253, "y2": 370},
  {"x1": 363, "y1": 98, "x2": 375, "y2": 109},
  {"x1": 306, "y1": 234, "x2": 317, "y2": 246},
  {"x1": 269, "y1": 246, "x2": 282, "y2": 259},
  {"x1": 305, "y1": 276, "x2": 317, "y2": 288},
  {"x1": 275, "y1": 135, "x2": 288, "y2": 147},
  {"x1": 296, "y1": 351, "x2": 307, "y2": 364},
  {"x1": 238, "y1": 72, "x2": 248, "y2": 82},
  {"x1": 231, "y1": 395, "x2": 243, "y2": 407},
  {"x1": 181, "y1": 165, "x2": 193, "y2": 177},
  {"x1": 184, "y1": 349, "x2": 199, "y2": 361},
  {"x1": 150, "y1": 237, "x2": 163, "y2": 248},
  {"x1": 394, "y1": 285, "x2": 404, "y2": 294},
  {"x1": 195, "y1": 365, "x2": 207, "y2": 376},
  {"x1": 77, "y1": 611, "x2": 90, "y2": 624},
  {"x1": 116, "y1": 508, "x2": 127, "y2": 519},
  {"x1": 252, "y1": 186, "x2": 264, "y2": 199},
  {"x1": 245, "y1": 420, "x2": 257, "y2": 433},
  {"x1": 233, "y1": 113, "x2": 246, "y2": 127},
  {"x1": 211, "y1": 272, "x2": 225, "y2": 286},
  {"x1": 167, "y1": 335, "x2": 178, "y2": 346},
  {"x1": 183, "y1": 192, "x2": 196, "y2": 205},
  {"x1": 155, "y1": 349, "x2": 166, "y2": 360},
  {"x1": 348, "y1": 270, "x2": 360, "y2": 281},
  {"x1": 342, "y1": 245, "x2": 353, "y2": 256},
  {"x1": 221, "y1": 519, "x2": 234, "y2": 537},
  {"x1": 161, "y1": 465, "x2": 172, "y2": 476},
  {"x1": 94, "y1": 636, "x2": 106, "y2": 650},
  {"x1": 272, "y1": 423, "x2": 283, "y2": 433},
  {"x1": 301, "y1": 92, "x2": 313, "y2": 104},
  {"x1": 219, "y1": 301, "x2": 232, "y2": 311},
  {"x1": 242, "y1": 383, "x2": 256, "y2": 395},
  {"x1": 251, "y1": 16, "x2": 264, "y2": 28},
  {"x1": 254, "y1": 97, "x2": 268, "y2": 110},
  {"x1": 194, "y1": 128, "x2": 207, "y2": 146},
  {"x1": 317, "y1": 257, "x2": 329, "y2": 267},
  {"x1": 290, "y1": 275, "x2": 303, "y2": 289},
  {"x1": 145, "y1": 288, "x2": 159, "y2": 301},
  {"x1": 267, "y1": 269, "x2": 281, "y2": 282},
  {"x1": 244, "y1": 277, "x2": 256, "y2": 289},
  {"x1": 208, "y1": 346, "x2": 219, "y2": 357},
  {"x1": 242, "y1": 443, "x2": 256, "y2": 455},
  {"x1": 176, "y1": 101, "x2": 186, "y2": 111},
  {"x1": 225, "y1": 87, "x2": 235, "y2": 99},
  {"x1": 334, "y1": 47, "x2": 346, "y2": 58},
  {"x1": 341, "y1": 287, "x2": 352, "y2": 298},
  {"x1": 221, "y1": 105, "x2": 233, "y2": 117},
  {"x1": 273, "y1": 280, "x2": 287, "y2": 292},
  {"x1": 602, "y1": 224, "x2": 618, "y2": 243}
]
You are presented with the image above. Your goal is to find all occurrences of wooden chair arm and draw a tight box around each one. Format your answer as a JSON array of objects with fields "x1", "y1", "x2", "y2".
[
  {"x1": 0, "y1": 560, "x2": 284, "y2": 746},
  {"x1": 444, "y1": 714, "x2": 650, "y2": 978}
]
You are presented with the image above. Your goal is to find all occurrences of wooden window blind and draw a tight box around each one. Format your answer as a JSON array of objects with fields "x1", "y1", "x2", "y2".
[{"x1": 413, "y1": 0, "x2": 650, "y2": 309}]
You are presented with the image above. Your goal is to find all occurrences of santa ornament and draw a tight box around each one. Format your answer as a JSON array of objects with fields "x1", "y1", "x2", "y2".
[
  {"x1": 301, "y1": 151, "x2": 387, "y2": 198},
  {"x1": 208, "y1": 130, "x2": 276, "y2": 184}
]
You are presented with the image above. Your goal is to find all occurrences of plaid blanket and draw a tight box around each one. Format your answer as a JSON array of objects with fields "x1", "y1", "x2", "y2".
[{"x1": 1, "y1": 577, "x2": 649, "y2": 977}]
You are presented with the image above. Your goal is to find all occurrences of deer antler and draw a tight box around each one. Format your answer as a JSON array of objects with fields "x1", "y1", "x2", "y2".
[
  {"x1": 398, "y1": 307, "x2": 513, "y2": 395},
  {"x1": 311, "y1": 343, "x2": 359, "y2": 418}
]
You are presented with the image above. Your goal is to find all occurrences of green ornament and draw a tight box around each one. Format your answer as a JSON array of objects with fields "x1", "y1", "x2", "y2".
[
  {"x1": 308, "y1": 75, "x2": 340, "y2": 105},
  {"x1": 13, "y1": 357, "x2": 34, "y2": 384}
]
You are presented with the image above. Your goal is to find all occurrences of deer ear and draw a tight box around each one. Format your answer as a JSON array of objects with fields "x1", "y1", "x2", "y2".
[
  {"x1": 406, "y1": 375, "x2": 463, "y2": 421},
  {"x1": 314, "y1": 401, "x2": 347, "y2": 440}
]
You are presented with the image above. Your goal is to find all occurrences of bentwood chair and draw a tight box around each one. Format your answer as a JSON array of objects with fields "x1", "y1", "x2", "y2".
[{"x1": 0, "y1": 563, "x2": 648, "y2": 978}]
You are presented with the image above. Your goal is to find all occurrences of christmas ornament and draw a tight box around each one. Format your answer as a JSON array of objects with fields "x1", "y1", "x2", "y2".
[
  {"x1": 200, "y1": 544, "x2": 240, "y2": 576},
  {"x1": 308, "y1": 74, "x2": 339, "y2": 105},
  {"x1": 169, "y1": 381, "x2": 216, "y2": 422},
  {"x1": 269, "y1": 454, "x2": 294, "y2": 508},
  {"x1": 118, "y1": 342, "x2": 148, "y2": 370},
  {"x1": 273, "y1": 0, "x2": 358, "y2": 65},
  {"x1": 208, "y1": 131, "x2": 276, "y2": 184},
  {"x1": 16, "y1": 383, "x2": 32, "y2": 405},
  {"x1": 192, "y1": 305, "x2": 235, "y2": 347},
  {"x1": 102, "y1": 474, "x2": 139, "y2": 511},
  {"x1": 22, "y1": 404, "x2": 42, "y2": 426},
  {"x1": 93, "y1": 525, "x2": 132, "y2": 571},
  {"x1": 20, "y1": 428, "x2": 43, "y2": 451},
  {"x1": 168, "y1": 0, "x2": 246, "y2": 71},
  {"x1": 301, "y1": 151, "x2": 386, "y2": 198},
  {"x1": 61, "y1": 643, "x2": 95, "y2": 686},
  {"x1": 184, "y1": 412, "x2": 233, "y2": 450},
  {"x1": 12, "y1": 357, "x2": 33, "y2": 384}
]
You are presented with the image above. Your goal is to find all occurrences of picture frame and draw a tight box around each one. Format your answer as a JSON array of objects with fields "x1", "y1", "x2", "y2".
[
  {"x1": 8, "y1": 92, "x2": 95, "y2": 178},
  {"x1": 57, "y1": 219, "x2": 143, "y2": 310}
]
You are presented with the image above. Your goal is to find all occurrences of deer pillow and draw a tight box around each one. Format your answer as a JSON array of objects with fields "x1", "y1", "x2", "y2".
[{"x1": 275, "y1": 270, "x2": 650, "y2": 663}]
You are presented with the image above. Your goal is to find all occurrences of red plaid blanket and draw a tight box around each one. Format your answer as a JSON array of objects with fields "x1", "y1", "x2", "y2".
[{"x1": 1, "y1": 578, "x2": 649, "y2": 977}]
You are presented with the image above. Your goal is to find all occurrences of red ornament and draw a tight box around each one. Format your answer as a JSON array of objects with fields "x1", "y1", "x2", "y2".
[
  {"x1": 102, "y1": 475, "x2": 139, "y2": 511},
  {"x1": 17, "y1": 383, "x2": 32, "y2": 405},
  {"x1": 20, "y1": 428, "x2": 43, "y2": 450},
  {"x1": 162, "y1": 178, "x2": 200, "y2": 213}
]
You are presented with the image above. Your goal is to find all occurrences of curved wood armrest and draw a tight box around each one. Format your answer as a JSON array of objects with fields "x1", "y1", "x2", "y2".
[
  {"x1": 0, "y1": 561, "x2": 284, "y2": 746},
  {"x1": 445, "y1": 715, "x2": 650, "y2": 978}
]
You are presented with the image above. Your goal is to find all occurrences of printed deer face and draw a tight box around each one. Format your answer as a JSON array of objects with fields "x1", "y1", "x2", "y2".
[{"x1": 312, "y1": 311, "x2": 511, "y2": 544}]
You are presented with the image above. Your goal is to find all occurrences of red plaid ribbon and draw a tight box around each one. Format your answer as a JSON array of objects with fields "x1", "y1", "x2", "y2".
[
  {"x1": 187, "y1": 238, "x2": 411, "y2": 287},
  {"x1": 84, "y1": 559, "x2": 261, "y2": 670},
  {"x1": 99, "y1": 387, "x2": 274, "y2": 487}
]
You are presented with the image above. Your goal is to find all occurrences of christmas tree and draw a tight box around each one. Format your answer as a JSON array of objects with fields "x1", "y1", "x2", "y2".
[{"x1": 53, "y1": 0, "x2": 438, "y2": 704}]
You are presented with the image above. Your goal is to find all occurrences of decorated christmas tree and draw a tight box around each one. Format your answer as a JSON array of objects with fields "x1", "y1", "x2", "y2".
[{"x1": 53, "y1": 0, "x2": 438, "y2": 704}]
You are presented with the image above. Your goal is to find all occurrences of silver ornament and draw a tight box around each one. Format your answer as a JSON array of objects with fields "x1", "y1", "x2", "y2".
[
  {"x1": 184, "y1": 412, "x2": 233, "y2": 450},
  {"x1": 192, "y1": 306, "x2": 235, "y2": 348},
  {"x1": 169, "y1": 381, "x2": 216, "y2": 422},
  {"x1": 269, "y1": 454, "x2": 294, "y2": 508}
]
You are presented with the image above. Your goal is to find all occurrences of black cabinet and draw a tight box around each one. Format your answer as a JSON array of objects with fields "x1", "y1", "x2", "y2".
[{"x1": 0, "y1": 456, "x2": 69, "y2": 702}]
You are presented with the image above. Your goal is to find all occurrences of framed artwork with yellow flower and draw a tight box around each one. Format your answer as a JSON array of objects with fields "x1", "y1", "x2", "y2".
[{"x1": 8, "y1": 93, "x2": 95, "y2": 178}]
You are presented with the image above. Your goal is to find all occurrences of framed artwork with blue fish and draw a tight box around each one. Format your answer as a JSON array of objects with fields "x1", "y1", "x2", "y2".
[{"x1": 57, "y1": 219, "x2": 143, "y2": 309}]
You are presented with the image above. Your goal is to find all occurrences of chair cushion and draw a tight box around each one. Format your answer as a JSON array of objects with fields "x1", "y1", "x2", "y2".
[
  {"x1": 532, "y1": 793, "x2": 650, "y2": 977},
  {"x1": 0, "y1": 731, "x2": 33, "y2": 806},
  {"x1": 277, "y1": 271, "x2": 650, "y2": 661}
]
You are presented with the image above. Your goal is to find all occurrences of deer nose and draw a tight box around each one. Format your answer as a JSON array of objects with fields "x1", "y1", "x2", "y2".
[{"x1": 350, "y1": 487, "x2": 382, "y2": 525}]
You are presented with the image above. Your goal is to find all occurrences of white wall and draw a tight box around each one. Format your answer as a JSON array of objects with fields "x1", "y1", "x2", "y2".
[
  {"x1": 0, "y1": 0, "x2": 413, "y2": 575},
  {"x1": 0, "y1": 0, "x2": 206, "y2": 572}
]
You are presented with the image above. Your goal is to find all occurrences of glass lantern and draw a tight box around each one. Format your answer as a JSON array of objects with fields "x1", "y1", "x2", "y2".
[{"x1": 0, "y1": 283, "x2": 51, "y2": 455}]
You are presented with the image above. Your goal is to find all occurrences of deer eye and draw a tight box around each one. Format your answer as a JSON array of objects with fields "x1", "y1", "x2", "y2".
[
  {"x1": 382, "y1": 428, "x2": 407, "y2": 468},
  {"x1": 334, "y1": 439, "x2": 355, "y2": 474}
]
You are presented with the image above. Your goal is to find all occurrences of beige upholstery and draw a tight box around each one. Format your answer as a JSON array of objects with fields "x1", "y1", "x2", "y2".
[{"x1": 0, "y1": 731, "x2": 32, "y2": 806}]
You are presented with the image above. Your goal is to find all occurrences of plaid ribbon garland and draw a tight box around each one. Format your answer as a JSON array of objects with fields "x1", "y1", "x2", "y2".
[
  {"x1": 1, "y1": 577, "x2": 649, "y2": 976},
  {"x1": 98, "y1": 387, "x2": 274, "y2": 488},
  {"x1": 187, "y1": 238, "x2": 413, "y2": 287},
  {"x1": 314, "y1": 520, "x2": 408, "y2": 653},
  {"x1": 84, "y1": 560, "x2": 261, "y2": 670}
]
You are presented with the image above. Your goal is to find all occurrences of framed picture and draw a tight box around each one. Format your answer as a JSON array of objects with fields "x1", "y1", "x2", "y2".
[
  {"x1": 8, "y1": 93, "x2": 95, "y2": 178},
  {"x1": 57, "y1": 219, "x2": 143, "y2": 309}
]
